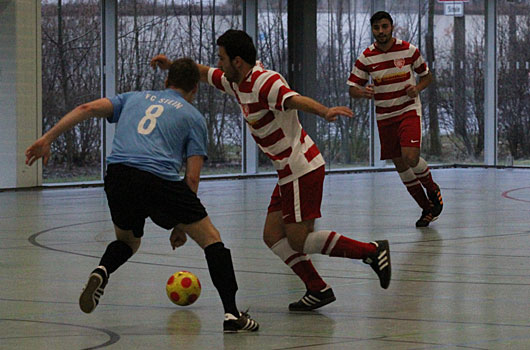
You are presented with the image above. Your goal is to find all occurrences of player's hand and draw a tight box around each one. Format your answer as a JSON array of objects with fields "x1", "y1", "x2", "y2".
[
  {"x1": 405, "y1": 84, "x2": 418, "y2": 98},
  {"x1": 25, "y1": 138, "x2": 51, "y2": 166},
  {"x1": 363, "y1": 84, "x2": 375, "y2": 99},
  {"x1": 323, "y1": 106, "x2": 354, "y2": 122},
  {"x1": 150, "y1": 54, "x2": 171, "y2": 70},
  {"x1": 170, "y1": 227, "x2": 187, "y2": 250}
]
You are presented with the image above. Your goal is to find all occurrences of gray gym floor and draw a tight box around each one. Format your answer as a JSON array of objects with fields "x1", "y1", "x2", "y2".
[{"x1": 1, "y1": 168, "x2": 529, "y2": 349}]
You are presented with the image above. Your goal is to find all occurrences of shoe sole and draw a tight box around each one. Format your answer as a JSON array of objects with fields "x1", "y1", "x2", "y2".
[
  {"x1": 288, "y1": 295, "x2": 337, "y2": 311},
  {"x1": 223, "y1": 327, "x2": 259, "y2": 333},
  {"x1": 79, "y1": 274, "x2": 103, "y2": 313}
]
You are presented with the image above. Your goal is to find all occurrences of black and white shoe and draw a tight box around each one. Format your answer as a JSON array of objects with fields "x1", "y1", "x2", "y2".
[
  {"x1": 416, "y1": 208, "x2": 436, "y2": 227},
  {"x1": 79, "y1": 266, "x2": 108, "y2": 313},
  {"x1": 288, "y1": 285, "x2": 336, "y2": 311},
  {"x1": 363, "y1": 240, "x2": 391, "y2": 289},
  {"x1": 223, "y1": 310, "x2": 259, "y2": 333},
  {"x1": 428, "y1": 183, "x2": 443, "y2": 219}
]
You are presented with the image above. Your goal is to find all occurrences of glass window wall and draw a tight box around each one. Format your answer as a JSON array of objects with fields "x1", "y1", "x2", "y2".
[
  {"x1": 41, "y1": 0, "x2": 102, "y2": 183},
  {"x1": 116, "y1": 0, "x2": 243, "y2": 175},
  {"x1": 497, "y1": 0, "x2": 530, "y2": 167}
]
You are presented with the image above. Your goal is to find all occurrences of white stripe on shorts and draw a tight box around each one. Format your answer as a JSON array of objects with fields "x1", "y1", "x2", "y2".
[{"x1": 293, "y1": 178, "x2": 302, "y2": 222}]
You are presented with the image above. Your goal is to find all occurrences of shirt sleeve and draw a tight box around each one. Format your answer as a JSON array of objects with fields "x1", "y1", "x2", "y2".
[
  {"x1": 346, "y1": 58, "x2": 370, "y2": 88},
  {"x1": 186, "y1": 113, "x2": 209, "y2": 160},
  {"x1": 207, "y1": 67, "x2": 237, "y2": 97},
  {"x1": 258, "y1": 72, "x2": 299, "y2": 112},
  {"x1": 412, "y1": 47, "x2": 429, "y2": 77},
  {"x1": 106, "y1": 92, "x2": 136, "y2": 123}
]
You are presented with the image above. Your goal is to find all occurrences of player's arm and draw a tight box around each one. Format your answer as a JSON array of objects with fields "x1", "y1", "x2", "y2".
[
  {"x1": 405, "y1": 71, "x2": 433, "y2": 98},
  {"x1": 183, "y1": 155, "x2": 204, "y2": 193},
  {"x1": 150, "y1": 54, "x2": 210, "y2": 83},
  {"x1": 284, "y1": 95, "x2": 353, "y2": 122},
  {"x1": 349, "y1": 84, "x2": 375, "y2": 99},
  {"x1": 25, "y1": 98, "x2": 113, "y2": 166}
]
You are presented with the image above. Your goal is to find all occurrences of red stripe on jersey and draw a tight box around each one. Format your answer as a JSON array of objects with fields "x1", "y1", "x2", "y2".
[
  {"x1": 211, "y1": 69, "x2": 225, "y2": 91},
  {"x1": 300, "y1": 129, "x2": 307, "y2": 144},
  {"x1": 258, "y1": 74, "x2": 282, "y2": 105},
  {"x1": 249, "y1": 111, "x2": 275, "y2": 129},
  {"x1": 374, "y1": 72, "x2": 411, "y2": 86},
  {"x1": 252, "y1": 128, "x2": 285, "y2": 147},
  {"x1": 304, "y1": 143, "x2": 320, "y2": 163},
  {"x1": 321, "y1": 231, "x2": 337, "y2": 254},
  {"x1": 411, "y1": 48, "x2": 421, "y2": 62},
  {"x1": 239, "y1": 70, "x2": 268, "y2": 93},
  {"x1": 355, "y1": 59, "x2": 369, "y2": 72},
  {"x1": 370, "y1": 60, "x2": 399, "y2": 72},
  {"x1": 277, "y1": 164, "x2": 293, "y2": 179},
  {"x1": 376, "y1": 99, "x2": 415, "y2": 114},
  {"x1": 348, "y1": 72, "x2": 368, "y2": 86},
  {"x1": 266, "y1": 146, "x2": 292, "y2": 161},
  {"x1": 374, "y1": 88, "x2": 408, "y2": 101},
  {"x1": 247, "y1": 101, "x2": 269, "y2": 114},
  {"x1": 275, "y1": 85, "x2": 292, "y2": 111},
  {"x1": 415, "y1": 63, "x2": 427, "y2": 74}
]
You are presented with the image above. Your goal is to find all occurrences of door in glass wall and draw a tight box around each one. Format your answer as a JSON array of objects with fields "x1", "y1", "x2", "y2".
[
  {"x1": 497, "y1": 1, "x2": 530, "y2": 167},
  {"x1": 117, "y1": 0, "x2": 243, "y2": 175},
  {"x1": 41, "y1": 0, "x2": 102, "y2": 183}
]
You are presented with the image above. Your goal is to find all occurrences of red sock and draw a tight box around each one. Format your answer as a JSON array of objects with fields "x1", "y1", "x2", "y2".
[
  {"x1": 405, "y1": 181, "x2": 431, "y2": 210},
  {"x1": 290, "y1": 257, "x2": 327, "y2": 291},
  {"x1": 412, "y1": 158, "x2": 438, "y2": 193},
  {"x1": 326, "y1": 233, "x2": 376, "y2": 259},
  {"x1": 304, "y1": 231, "x2": 377, "y2": 259},
  {"x1": 271, "y1": 238, "x2": 326, "y2": 292}
]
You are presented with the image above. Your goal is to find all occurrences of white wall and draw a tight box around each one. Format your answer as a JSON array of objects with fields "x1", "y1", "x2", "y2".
[{"x1": 0, "y1": 0, "x2": 41, "y2": 189}]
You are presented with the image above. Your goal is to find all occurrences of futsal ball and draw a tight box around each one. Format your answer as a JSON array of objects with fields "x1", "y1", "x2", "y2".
[{"x1": 166, "y1": 271, "x2": 201, "y2": 306}]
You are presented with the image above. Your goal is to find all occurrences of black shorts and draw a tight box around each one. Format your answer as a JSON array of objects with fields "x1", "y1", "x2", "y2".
[{"x1": 104, "y1": 164, "x2": 208, "y2": 238}]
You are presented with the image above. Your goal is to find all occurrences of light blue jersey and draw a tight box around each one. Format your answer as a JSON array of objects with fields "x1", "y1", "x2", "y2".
[{"x1": 106, "y1": 89, "x2": 208, "y2": 181}]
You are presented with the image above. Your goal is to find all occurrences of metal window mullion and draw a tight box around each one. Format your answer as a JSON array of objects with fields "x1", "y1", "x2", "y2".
[
  {"x1": 101, "y1": 0, "x2": 117, "y2": 177},
  {"x1": 242, "y1": 0, "x2": 258, "y2": 174},
  {"x1": 484, "y1": 0, "x2": 497, "y2": 165}
]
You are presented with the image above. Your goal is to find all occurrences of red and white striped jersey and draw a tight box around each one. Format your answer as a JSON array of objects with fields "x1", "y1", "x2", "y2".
[
  {"x1": 207, "y1": 62, "x2": 325, "y2": 185},
  {"x1": 347, "y1": 39, "x2": 429, "y2": 124}
]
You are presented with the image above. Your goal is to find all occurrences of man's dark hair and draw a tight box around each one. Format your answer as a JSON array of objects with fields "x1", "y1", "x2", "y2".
[
  {"x1": 167, "y1": 57, "x2": 199, "y2": 92},
  {"x1": 370, "y1": 11, "x2": 393, "y2": 26},
  {"x1": 216, "y1": 29, "x2": 257, "y2": 65}
]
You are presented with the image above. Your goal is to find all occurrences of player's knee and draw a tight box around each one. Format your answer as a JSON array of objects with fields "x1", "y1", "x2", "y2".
[
  {"x1": 286, "y1": 236, "x2": 304, "y2": 253},
  {"x1": 120, "y1": 238, "x2": 140, "y2": 254},
  {"x1": 404, "y1": 154, "x2": 419, "y2": 167}
]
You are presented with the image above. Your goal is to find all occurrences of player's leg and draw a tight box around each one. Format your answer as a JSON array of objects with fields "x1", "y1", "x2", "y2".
[
  {"x1": 399, "y1": 116, "x2": 443, "y2": 225},
  {"x1": 264, "y1": 182, "x2": 332, "y2": 311},
  {"x1": 284, "y1": 166, "x2": 391, "y2": 289},
  {"x1": 180, "y1": 217, "x2": 259, "y2": 333},
  {"x1": 287, "y1": 221, "x2": 390, "y2": 289},
  {"x1": 408, "y1": 154, "x2": 443, "y2": 219},
  {"x1": 155, "y1": 179, "x2": 256, "y2": 332},
  {"x1": 80, "y1": 164, "x2": 144, "y2": 313}
]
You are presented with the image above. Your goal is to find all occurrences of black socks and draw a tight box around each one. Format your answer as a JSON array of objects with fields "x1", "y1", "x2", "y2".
[
  {"x1": 204, "y1": 242, "x2": 239, "y2": 316},
  {"x1": 99, "y1": 240, "x2": 134, "y2": 275}
]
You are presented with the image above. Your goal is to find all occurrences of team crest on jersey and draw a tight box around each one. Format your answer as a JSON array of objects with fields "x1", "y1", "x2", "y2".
[
  {"x1": 241, "y1": 104, "x2": 250, "y2": 117},
  {"x1": 394, "y1": 58, "x2": 405, "y2": 69}
]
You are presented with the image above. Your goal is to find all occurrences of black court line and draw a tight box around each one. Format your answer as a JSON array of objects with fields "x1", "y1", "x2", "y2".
[
  {"x1": 0, "y1": 318, "x2": 120, "y2": 350},
  {"x1": 27, "y1": 221, "x2": 530, "y2": 287}
]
